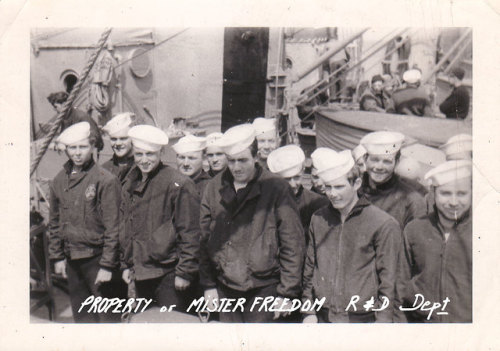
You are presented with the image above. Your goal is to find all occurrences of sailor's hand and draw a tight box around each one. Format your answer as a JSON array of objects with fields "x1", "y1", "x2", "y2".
[
  {"x1": 54, "y1": 259, "x2": 67, "y2": 279},
  {"x1": 302, "y1": 314, "x2": 318, "y2": 323},
  {"x1": 94, "y1": 268, "x2": 112, "y2": 286},
  {"x1": 204, "y1": 288, "x2": 219, "y2": 311},
  {"x1": 174, "y1": 276, "x2": 190, "y2": 291},
  {"x1": 122, "y1": 268, "x2": 131, "y2": 284},
  {"x1": 273, "y1": 297, "x2": 293, "y2": 320}
]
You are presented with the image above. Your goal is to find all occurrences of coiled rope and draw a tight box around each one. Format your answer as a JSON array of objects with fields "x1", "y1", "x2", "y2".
[{"x1": 30, "y1": 28, "x2": 113, "y2": 177}]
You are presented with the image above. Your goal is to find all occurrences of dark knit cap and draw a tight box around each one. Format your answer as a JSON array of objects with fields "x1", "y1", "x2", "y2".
[
  {"x1": 371, "y1": 74, "x2": 384, "y2": 84},
  {"x1": 451, "y1": 67, "x2": 465, "y2": 80},
  {"x1": 47, "y1": 91, "x2": 69, "y2": 105}
]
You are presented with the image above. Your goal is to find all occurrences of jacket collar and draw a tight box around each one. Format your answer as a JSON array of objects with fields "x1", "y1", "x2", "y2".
[
  {"x1": 295, "y1": 185, "x2": 304, "y2": 203},
  {"x1": 111, "y1": 153, "x2": 135, "y2": 167},
  {"x1": 219, "y1": 163, "x2": 263, "y2": 215},
  {"x1": 430, "y1": 206, "x2": 472, "y2": 234},
  {"x1": 327, "y1": 196, "x2": 371, "y2": 222},
  {"x1": 362, "y1": 172, "x2": 399, "y2": 194},
  {"x1": 63, "y1": 157, "x2": 95, "y2": 174},
  {"x1": 126, "y1": 162, "x2": 164, "y2": 195},
  {"x1": 191, "y1": 169, "x2": 211, "y2": 184}
]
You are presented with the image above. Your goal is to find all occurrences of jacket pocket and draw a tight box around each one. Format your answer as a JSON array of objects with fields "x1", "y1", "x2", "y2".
[
  {"x1": 65, "y1": 223, "x2": 103, "y2": 247},
  {"x1": 312, "y1": 271, "x2": 331, "y2": 305},
  {"x1": 249, "y1": 229, "x2": 280, "y2": 278},
  {"x1": 217, "y1": 243, "x2": 250, "y2": 287},
  {"x1": 147, "y1": 221, "x2": 178, "y2": 266}
]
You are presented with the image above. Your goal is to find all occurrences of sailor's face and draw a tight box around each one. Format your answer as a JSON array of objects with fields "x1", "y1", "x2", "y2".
[
  {"x1": 227, "y1": 148, "x2": 257, "y2": 183},
  {"x1": 372, "y1": 81, "x2": 383, "y2": 93},
  {"x1": 176, "y1": 150, "x2": 204, "y2": 177},
  {"x1": 66, "y1": 138, "x2": 93, "y2": 167},
  {"x1": 435, "y1": 178, "x2": 472, "y2": 222},
  {"x1": 206, "y1": 146, "x2": 227, "y2": 172},
  {"x1": 284, "y1": 174, "x2": 302, "y2": 195},
  {"x1": 256, "y1": 131, "x2": 278, "y2": 160},
  {"x1": 109, "y1": 129, "x2": 132, "y2": 158},
  {"x1": 324, "y1": 174, "x2": 360, "y2": 211},
  {"x1": 133, "y1": 146, "x2": 161, "y2": 175},
  {"x1": 355, "y1": 157, "x2": 367, "y2": 174},
  {"x1": 53, "y1": 102, "x2": 64, "y2": 114},
  {"x1": 311, "y1": 167, "x2": 325, "y2": 194},
  {"x1": 365, "y1": 153, "x2": 397, "y2": 185}
]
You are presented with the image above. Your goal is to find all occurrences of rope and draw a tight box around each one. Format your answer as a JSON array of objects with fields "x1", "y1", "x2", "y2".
[{"x1": 30, "y1": 28, "x2": 113, "y2": 177}]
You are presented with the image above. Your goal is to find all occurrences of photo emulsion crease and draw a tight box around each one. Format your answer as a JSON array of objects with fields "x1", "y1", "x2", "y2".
[{"x1": 29, "y1": 27, "x2": 473, "y2": 324}]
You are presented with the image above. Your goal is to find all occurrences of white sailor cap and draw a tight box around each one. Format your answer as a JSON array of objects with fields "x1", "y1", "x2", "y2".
[
  {"x1": 57, "y1": 122, "x2": 90, "y2": 146},
  {"x1": 360, "y1": 131, "x2": 405, "y2": 155},
  {"x1": 403, "y1": 69, "x2": 422, "y2": 84},
  {"x1": 317, "y1": 150, "x2": 355, "y2": 183},
  {"x1": 352, "y1": 144, "x2": 367, "y2": 162},
  {"x1": 128, "y1": 124, "x2": 169, "y2": 152},
  {"x1": 102, "y1": 112, "x2": 135, "y2": 137},
  {"x1": 267, "y1": 144, "x2": 305, "y2": 178},
  {"x1": 395, "y1": 156, "x2": 421, "y2": 180},
  {"x1": 218, "y1": 124, "x2": 256, "y2": 156},
  {"x1": 173, "y1": 134, "x2": 207, "y2": 155},
  {"x1": 206, "y1": 132, "x2": 223, "y2": 147},
  {"x1": 252, "y1": 117, "x2": 276, "y2": 135},
  {"x1": 311, "y1": 147, "x2": 338, "y2": 172},
  {"x1": 424, "y1": 160, "x2": 472, "y2": 187},
  {"x1": 439, "y1": 134, "x2": 472, "y2": 160}
]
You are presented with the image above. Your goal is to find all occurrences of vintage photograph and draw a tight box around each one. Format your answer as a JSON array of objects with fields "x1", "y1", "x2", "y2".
[{"x1": 29, "y1": 27, "x2": 473, "y2": 324}]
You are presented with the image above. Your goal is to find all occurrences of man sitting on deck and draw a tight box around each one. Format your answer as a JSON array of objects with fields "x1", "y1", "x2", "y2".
[
  {"x1": 439, "y1": 67, "x2": 470, "y2": 120},
  {"x1": 359, "y1": 75, "x2": 393, "y2": 113},
  {"x1": 391, "y1": 70, "x2": 434, "y2": 117}
]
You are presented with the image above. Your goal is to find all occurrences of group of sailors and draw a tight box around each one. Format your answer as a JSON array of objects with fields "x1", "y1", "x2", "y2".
[
  {"x1": 358, "y1": 67, "x2": 470, "y2": 119},
  {"x1": 46, "y1": 111, "x2": 472, "y2": 323}
]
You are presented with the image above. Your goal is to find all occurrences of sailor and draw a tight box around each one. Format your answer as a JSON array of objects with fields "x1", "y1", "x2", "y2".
[
  {"x1": 391, "y1": 69, "x2": 434, "y2": 117},
  {"x1": 120, "y1": 125, "x2": 201, "y2": 312},
  {"x1": 359, "y1": 131, "x2": 427, "y2": 322},
  {"x1": 351, "y1": 144, "x2": 367, "y2": 174},
  {"x1": 199, "y1": 124, "x2": 305, "y2": 322},
  {"x1": 48, "y1": 122, "x2": 121, "y2": 322},
  {"x1": 47, "y1": 91, "x2": 104, "y2": 151},
  {"x1": 173, "y1": 134, "x2": 211, "y2": 195},
  {"x1": 267, "y1": 144, "x2": 329, "y2": 234},
  {"x1": 425, "y1": 133, "x2": 472, "y2": 214},
  {"x1": 310, "y1": 147, "x2": 338, "y2": 197},
  {"x1": 205, "y1": 132, "x2": 228, "y2": 177},
  {"x1": 402, "y1": 160, "x2": 472, "y2": 322},
  {"x1": 252, "y1": 117, "x2": 279, "y2": 169},
  {"x1": 440, "y1": 133, "x2": 472, "y2": 161},
  {"x1": 101, "y1": 112, "x2": 136, "y2": 185},
  {"x1": 394, "y1": 156, "x2": 429, "y2": 209},
  {"x1": 302, "y1": 150, "x2": 400, "y2": 323},
  {"x1": 439, "y1": 67, "x2": 470, "y2": 119},
  {"x1": 359, "y1": 131, "x2": 427, "y2": 229},
  {"x1": 359, "y1": 74, "x2": 392, "y2": 112}
]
